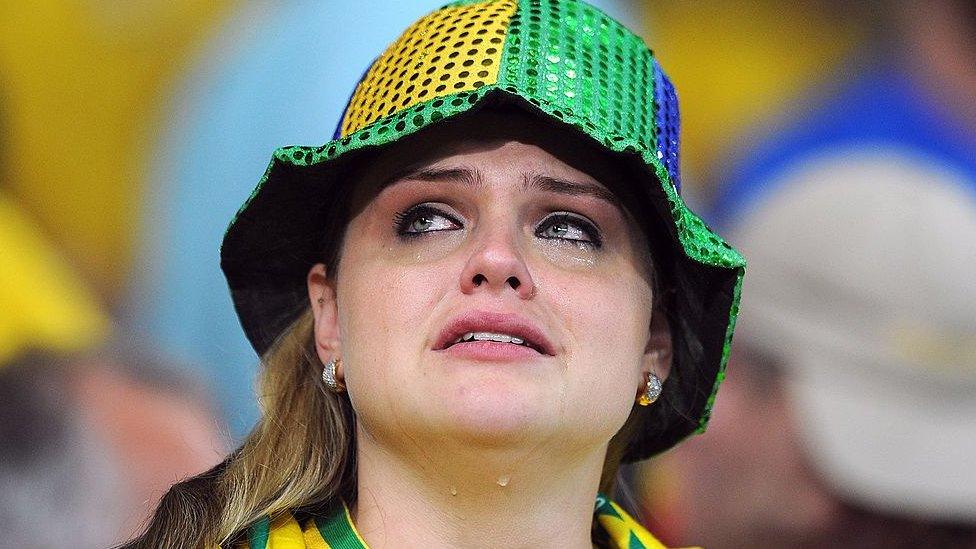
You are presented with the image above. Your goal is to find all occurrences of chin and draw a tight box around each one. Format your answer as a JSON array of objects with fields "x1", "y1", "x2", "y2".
[{"x1": 433, "y1": 373, "x2": 558, "y2": 447}]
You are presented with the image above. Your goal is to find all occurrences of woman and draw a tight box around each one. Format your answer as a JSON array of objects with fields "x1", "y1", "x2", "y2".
[{"x1": 126, "y1": 0, "x2": 744, "y2": 547}]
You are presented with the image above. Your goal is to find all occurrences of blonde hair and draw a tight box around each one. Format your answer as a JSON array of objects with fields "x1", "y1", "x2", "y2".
[
  {"x1": 121, "y1": 310, "x2": 347, "y2": 547},
  {"x1": 123, "y1": 307, "x2": 641, "y2": 548}
]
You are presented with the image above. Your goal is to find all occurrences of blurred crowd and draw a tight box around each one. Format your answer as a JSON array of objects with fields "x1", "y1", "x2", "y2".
[{"x1": 1, "y1": 0, "x2": 973, "y2": 547}]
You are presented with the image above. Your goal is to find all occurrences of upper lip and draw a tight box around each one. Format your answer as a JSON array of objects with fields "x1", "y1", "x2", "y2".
[{"x1": 433, "y1": 310, "x2": 556, "y2": 356}]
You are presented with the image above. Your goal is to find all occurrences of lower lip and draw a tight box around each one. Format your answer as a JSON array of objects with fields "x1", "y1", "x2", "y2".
[{"x1": 438, "y1": 341, "x2": 546, "y2": 362}]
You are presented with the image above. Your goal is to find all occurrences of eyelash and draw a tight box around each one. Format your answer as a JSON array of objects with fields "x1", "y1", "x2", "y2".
[
  {"x1": 393, "y1": 204, "x2": 461, "y2": 237},
  {"x1": 535, "y1": 213, "x2": 603, "y2": 249},
  {"x1": 392, "y1": 204, "x2": 603, "y2": 249}
]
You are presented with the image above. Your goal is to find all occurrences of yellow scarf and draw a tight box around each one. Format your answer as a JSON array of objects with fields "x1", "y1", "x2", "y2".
[{"x1": 238, "y1": 493, "x2": 693, "y2": 549}]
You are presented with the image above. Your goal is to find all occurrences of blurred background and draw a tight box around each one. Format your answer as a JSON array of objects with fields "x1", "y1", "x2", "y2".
[{"x1": 1, "y1": 0, "x2": 973, "y2": 547}]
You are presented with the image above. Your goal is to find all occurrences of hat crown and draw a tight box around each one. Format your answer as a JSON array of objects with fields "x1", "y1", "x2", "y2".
[{"x1": 334, "y1": 0, "x2": 682, "y2": 190}]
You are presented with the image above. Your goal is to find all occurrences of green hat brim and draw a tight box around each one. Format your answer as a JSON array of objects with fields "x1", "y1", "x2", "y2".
[{"x1": 221, "y1": 87, "x2": 743, "y2": 461}]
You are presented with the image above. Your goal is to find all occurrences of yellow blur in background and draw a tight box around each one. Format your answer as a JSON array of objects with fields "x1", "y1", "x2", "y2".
[
  {"x1": 0, "y1": 191, "x2": 107, "y2": 365},
  {"x1": 0, "y1": 0, "x2": 235, "y2": 300},
  {"x1": 645, "y1": 1, "x2": 862, "y2": 191}
]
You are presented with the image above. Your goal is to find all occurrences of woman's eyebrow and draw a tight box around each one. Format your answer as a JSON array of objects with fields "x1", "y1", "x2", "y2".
[
  {"x1": 525, "y1": 173, "x2": 620, "y2": 206},
  {"x1": 389, "y1": 166, "x2": 618, "y2": 206},
  {"x1": 393, "y1": 166, "x2": 485, "y2": 187}
]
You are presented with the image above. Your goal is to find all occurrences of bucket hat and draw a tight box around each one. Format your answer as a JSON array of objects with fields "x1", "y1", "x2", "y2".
[{"x1": 221, "y1": 0, "x2": 745, "y2": 461}]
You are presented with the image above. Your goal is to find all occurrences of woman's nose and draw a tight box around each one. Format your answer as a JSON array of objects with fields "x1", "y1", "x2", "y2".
[{"x1": 459, "y1": 224, "x2": 536, "y2": 299}]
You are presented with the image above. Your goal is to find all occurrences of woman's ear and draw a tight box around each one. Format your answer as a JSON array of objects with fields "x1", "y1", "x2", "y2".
[
  {"x1": 307, "y1": 263, "x2": 341, "y2": 366},
  {"x1": 642, "y1": 307, "x2": 673, "y2": 382}
]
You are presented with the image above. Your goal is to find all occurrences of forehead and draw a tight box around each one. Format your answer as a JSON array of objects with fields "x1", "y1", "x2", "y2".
[{"x1": 346, "y1": 108, "x2": 637, "y2": 206}]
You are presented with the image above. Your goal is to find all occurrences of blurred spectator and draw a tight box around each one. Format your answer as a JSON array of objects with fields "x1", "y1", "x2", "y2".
[
  {"x1": 1, "y1": 349, "x2": 227, "y2": 547},
  {"x1": 654, "y1": 0, "x2": 976, "y2": 547},
  {"x1": 76, "y1": 347, "x2": 229, "y2": 543},
  {"x1": 1, "y1": 190, "x2": 227, "y2": 547},
  {"x1": 0, "y1": 354, "x2": 122, "y2": 548}
]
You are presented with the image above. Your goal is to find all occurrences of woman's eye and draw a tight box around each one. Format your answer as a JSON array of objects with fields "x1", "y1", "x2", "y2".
[
  {"x1": 536, "y1": 213, "x2": 602, "y2": 248},
  {"x1": 394, "y1": 205, "x2": 461, "y2": 236}
]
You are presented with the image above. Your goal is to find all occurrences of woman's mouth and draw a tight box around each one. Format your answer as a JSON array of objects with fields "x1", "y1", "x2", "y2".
[
  {"x1": 434, "y1": 311, "x2": 557, "y2": 361},
  {"x1": 441, "y1": 338, "x2": 545, "y2": 362},
  {"x1": 452, "y1": 331, "x2": 531, "y2": 348}
]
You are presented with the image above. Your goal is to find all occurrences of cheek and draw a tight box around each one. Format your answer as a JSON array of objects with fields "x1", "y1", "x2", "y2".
[
  {"x1": 335, "y1": 243, "x2": 450, "y2": 391},
  {"x1": 547, "y1": 263, "x2": 652, "y2": 355},
  {"x1": 542, "y1": 263, "x2": 653, "y2": 411}
]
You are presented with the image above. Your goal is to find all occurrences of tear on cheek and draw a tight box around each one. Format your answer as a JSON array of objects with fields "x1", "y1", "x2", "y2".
[
  {"x1": 538, "y1": 241, "x2": 596, "y2": 268},
  {"x1": 386, "y1": 233, "x2": 465, "y2": 264}
]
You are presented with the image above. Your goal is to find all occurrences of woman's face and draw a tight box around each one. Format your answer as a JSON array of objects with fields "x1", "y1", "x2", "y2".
[{"x1": 308, "y1": 112, "x2": 669, "y2": 462}]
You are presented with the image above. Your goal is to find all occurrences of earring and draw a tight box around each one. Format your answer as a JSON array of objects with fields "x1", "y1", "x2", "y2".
[
  {"x1": 638, "y1": 372, "x2": 662, "y2": 406},
  {"x1": 322, "y1": 357, "x2": 345, "y2": 392}
]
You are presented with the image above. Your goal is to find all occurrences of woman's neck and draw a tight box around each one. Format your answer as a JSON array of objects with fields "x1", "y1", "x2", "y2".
[{"x1": 352, "y1": 431, "x2": 606, "y2": 549}]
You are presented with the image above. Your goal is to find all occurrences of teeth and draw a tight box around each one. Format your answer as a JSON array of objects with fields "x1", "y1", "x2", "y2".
[{"x1": 452, "y1": 332, "x2": 530, "y2": 347}]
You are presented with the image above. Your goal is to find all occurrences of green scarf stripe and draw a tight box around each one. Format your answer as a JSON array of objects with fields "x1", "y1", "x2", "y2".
[
  {"x1": 315, "y1": 505, "x2": 368, "y2": 549},
  {"x1": 247, "y1": 516, "x2": 271, "y2": 549},
  {"x1": 594, "y1": 492, "x2": 626, "y2": 522}
]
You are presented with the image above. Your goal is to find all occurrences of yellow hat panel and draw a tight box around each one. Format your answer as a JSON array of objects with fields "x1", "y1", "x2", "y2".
[{"x1": 340, "y1": 0, "x2": 517, "y2": 137}]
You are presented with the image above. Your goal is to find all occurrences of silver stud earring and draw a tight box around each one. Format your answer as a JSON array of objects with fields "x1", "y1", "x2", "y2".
[
  {"x1": 322, "y1": 357, "x2": 345, "y2": 392},
  {"x1": 638, "y1": 372, "x2": 662, "y2": 406}
]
